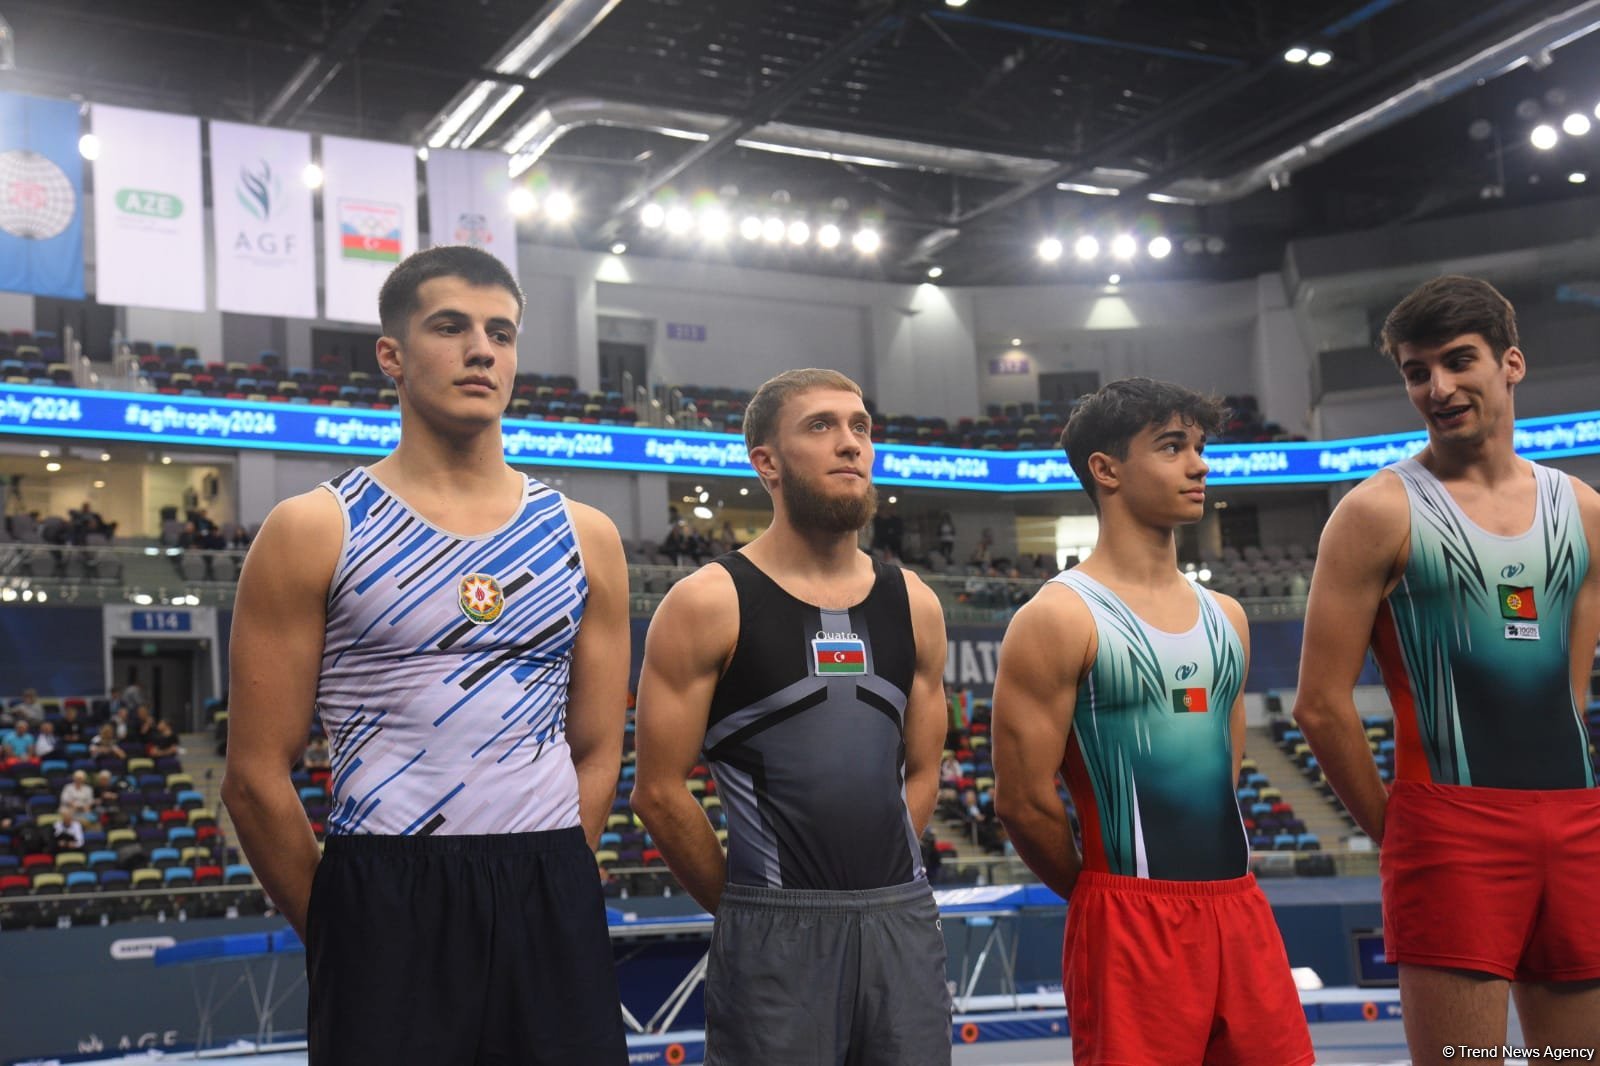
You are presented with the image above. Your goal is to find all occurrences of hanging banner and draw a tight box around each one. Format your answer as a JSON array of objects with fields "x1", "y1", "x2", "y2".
[
  {"x1": 0, "y1": 93, "x2": 85, "y2": 300},
  {"x1": 209, "y1": 121, "x2": 317, "y2": 319},
  {"x1": 91, "y1": 105, "x2": 206, "y2": 312},
  {"x1": 320, "y1": 135, "x2": 418, "y2": 324},
  {"x1": 425, "y1": 149, "x2": 517, "y2": 275}
]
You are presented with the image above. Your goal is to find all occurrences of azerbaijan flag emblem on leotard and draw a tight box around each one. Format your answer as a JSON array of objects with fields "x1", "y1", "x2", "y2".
[
  {"x1": 1498, "y1": 584, "x2": 1537, "y2": 620},
  {"x1": 1171, "y1": 687, "x2": 1209, "y2": 713},
  {"x1": 813, "y1": 638, "x2": 867, "y2": 675}
]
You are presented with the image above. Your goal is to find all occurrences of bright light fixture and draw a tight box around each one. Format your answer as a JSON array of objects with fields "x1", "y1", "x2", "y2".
[
  {"x1": 739, "y1": 216, "x2": 763, "y2": 241},
  {"x1": 762, "y1": 217, "x2": 785, "y2": 242},
  {"x1": 700, "y1": 209, "x2": 732, "y2": 241},
  {"x1": 817, "y1": 223, "x2": 842, "y2": 249},
  {"x1": 1307, "y1": 50, "x2": 1332, "y2": 67},
  {"x1": 1283, "y1": 47, "x2": 1309, "y2": 63},
  {"x1": 665, "y1": 206, "x2": 693, "y2": 235},
  {"x1": 1147, "y1": 235, "x2": 1172, "y2": 259},
  {"x1": 543, "y1": 191, "x2": 575, "y2": 222},
  {"x1": 509, "y1": 187, "x2": 538, "y2": 217},
  {"x1": 1110, "y1": 233, "x2": 1137, "y2": 260},
  {"x1": 640, "y1": 203, "x2": 666, "y2": 229},
  {"x1": 1531, "y1": 124, "x2": 1559, "y2": 150},
  {"x1": 302, "y1": 163, "x2": 324, "y2": 189},
  {"x1": 1037, "y1": 237, "x2": 1063, "y2": 262},
  {"x1": 78, "y1": 134, "x2": 100, "y2": 161},
  {"x1": 787, "y1": 220, "x2": 810, "y2": 245},
  {"x1": 1563, "y1": 112, "x2": 1591, "y2": 136},
  {"x1": 852, "y1": 228, "x2": 881, "y2": 254},
  {"x1": 1569, "y1": 171, "x2": 1588, "y2": 184},
  {"x1": 610, "y1": 241, "x2": 627, "y2": 254},
  {"x1": 1074, "y1": 235, "x2": 1100, "y2": 261},
  {"x1": 926, "y1": 266, "x2": 944, "y2": 279}
]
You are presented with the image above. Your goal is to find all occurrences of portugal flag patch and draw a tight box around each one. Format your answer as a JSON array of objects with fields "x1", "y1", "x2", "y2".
[
  {"x1": 813, "y1": 638, "x2": 867, "y2": 676},
  {"x1": 1171, "y1": 687, "x2": 1209, "y2": 713},
  {"x1": 1498, "y1": 584, "x2": 1537, "y2": 620}
]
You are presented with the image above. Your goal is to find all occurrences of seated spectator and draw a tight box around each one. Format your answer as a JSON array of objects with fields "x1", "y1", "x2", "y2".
[
  {"x1": 121, "y1": 681, "x2": 146, "y2": 713},
  {"x1": 93, "y1": 770, "x2": 122, "y2": 815},
  {"x1": 109, "y1": 706, "x2": 131, "y2": 741},
  {"x1": 53, "y1": 808, "x2": 85, "y2": 852},
  {"x1": 33, "y1": 720, "x2": 59, "y2": 759},
  {"x1": 59, "y1": 770, "x2": 94, "y2": 819},
  {"x1": 10, "y1": 688, "x2": 45, "y2": 725},
  {"x1": 57, "y1": 704, "x2": 85, "y2": 743},
  {"x1": 69, "y1": 500, "x2": 114, "y2": 545},
  {"x1": 146, "y1": 720, "x2": 179, "y2": 758},
  {"x1": 131, "y1": 704, "x2": 158, "y2": 746},
  {"x1": 2, "y1": 719, "x2": 35, "y2": 763},
  {"x1": 940, "y1": 752, "x2": 962, "y2": 787},
  {"x1": 90, "y1": 724, "x2": 126, "y2": 761}
]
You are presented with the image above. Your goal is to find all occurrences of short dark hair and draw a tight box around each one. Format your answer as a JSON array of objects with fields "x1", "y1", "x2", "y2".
[
  {"x1": 1379, "y1": 275, "x2": 1517, "y2": 364},
  {"x1": 377, "y1": 246, "x2": 524, "y2": 339},
  {"x1": 1062, "y1": 377, "x2": 1226, "y2": 507},
  {"x1": 743, "y1": 368, "x2": 863, "y2": 453}
]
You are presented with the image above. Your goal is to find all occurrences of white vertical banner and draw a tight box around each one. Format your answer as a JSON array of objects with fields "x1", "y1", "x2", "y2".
[
  {"x1": 425, "y1": 149, "x2": 517, "y2": 275},
  {"x1": 91, "y1": 105, "x2": 206, "y2": 312},
  {"x1": 320, "y1": 135, "x2": 418, "y2": 325},
  {"x1": 209, "y1": 121, "x2": 317, "y2": 319}
]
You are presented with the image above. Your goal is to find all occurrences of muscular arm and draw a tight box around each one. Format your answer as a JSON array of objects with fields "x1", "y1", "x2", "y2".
[
  {"x1": 220, "y1": 490, "x2": 342, "y2": 940},
  {"x1": 631, "y1": 566, "x2": 739, "y2": 914},
  {"x1": 565, "y1": 501, "x2": 630, "y2": 849},
  {"x1": 902, "y1": 572, "x2": 949, "y2": 836},
  {"x1": 1293, "y1": 475, "x2": 1409, "y2": 842},
  {"x1": 1214, "y1": 593, "x2": 1252, "y2": 787},
  {"x1": 992, "y1": 584, "x2": 1092, "y2": 900},
  {"x1": 1568, "y1": 477, "x2": 1600, "y2": 714}
]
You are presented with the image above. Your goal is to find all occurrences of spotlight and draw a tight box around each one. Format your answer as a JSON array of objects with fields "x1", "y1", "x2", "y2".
[
  {"x1": 38, "y1": 449, "x2": 49, "y2": 458},
  {"x1": 1147, "y1": 235, "x2": 1172, "y2": 259},
  {"x1": 302, "y1": 163, "x2": 324, "y2": 189},
  {"x1": 1074, "y1": 235, "x2": 1099, "y2": 261},
  {"x1": 1037, "y1": 237, "x2": 1063, "y2": 262},
  {"x1": 416, "y1": 146, "x2": 429, "y2": 161},
  {"x1": 926, "y1": 265, "x2": 944, "y2": 279},
  {"x1": 160, "y1": 456, "x2": 173, "y2": 465},
  {"x1": 1108, "y1": 273, "x2": 1121, "y2": 285},
  {"x1": 1531, "y1": 124, "x2": 1559, "y2": 150},
  {"x1": 787, "y1": 220, "x2": 810, "y2": 245},
  {"x1": 1569, "y1": 171, "x2": 1588, "y2": 184},
  {"x1": 693, "y1": 505, "x2": 714, "y2": 520},
  {"x1": 665, "y1": 206, "x2": 693, "y2": 235},
  {"x1": 945, "y1": 0, "x2": 969, "y2": 7},
  {"x1": 762, "y1": 217, "x2": 785, "y2": 242},
  {"x1": 509, "y1": 187, "x2": 538, "y2": 217},
  {"x1": 78, "y1": 134, "x2": 101, "y2": 161},
  {"x1": 739, "y1": 216, "x2": 763, "y2": 241},
  {"x1": 887, "y1": 495, "x2": 897, "y2": 504},
  {"x1": 852, "y1": 228, "x2": 881, "y2": 254},
  {"x1": 739, "y1": 487, "x2": 749, "y2": 496},
  {"x1": 1594, "y1": 101, "x2": 1600, "y2": 121},
  {"x1": 699, "y1": 209, "x2": 731, "y2": 241},
  {"x1": 100, "y1": 452, "x2": 111, "y2": 461},
  {"x1": 610, "y1": 241, "x2": 627, "y2": 254},
  {"x1": 1283, "y1": 47, "x2": 1309, "y2": 63},
  {"x1": 1563, "y1": 113, "x2": 1591, "y2": 136},
  {"x1": 1307, "y1": 50, "x2": 1333, "y2": 67},
  {"x1": 817, "y1": 223, "x2": 842, "y2": 248},
  {"x1": 544, "y1": 191, "x2": 575, "y2": 222},
  {"x1": 45, "y1": 462, "x2": 60, "y2": 472},
  {"x1": 640, "y1": 203, "x2": 666, "y2": 229},
  {"x1": 1110, "y1": 233, "x2": 1137, "y2": 260},
  {"x1": 1010, "y1": 337, "x2": 1022, "y2": 347},
  {"x1": 93, "y1": 480, "x2": 106, "y2": 489}
]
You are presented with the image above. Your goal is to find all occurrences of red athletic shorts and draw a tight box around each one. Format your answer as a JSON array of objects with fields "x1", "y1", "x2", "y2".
[
  {"x1": 1382, "y1": 780, "x2": 1600, "y2": 981},
  {"x1": 1062, "y1": 871, "x2": 1314, "y2": 1066}
]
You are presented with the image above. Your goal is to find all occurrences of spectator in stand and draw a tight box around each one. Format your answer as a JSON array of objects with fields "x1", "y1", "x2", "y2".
[
  {"x1": 937, "y1": 512, "x2": 956, "y2": 562},
  {"x1": 131, "y1": 704, "x2": 158, "y2": 746},
  {"x1": 70, "y1": 501, "x2": 114, "y2": 545},
  {"x1": 90, "y1": 724, "x2": 126, "y2": 761},
  {"x1": 57, "y1": 704, "x2": 84, "y2": 743},
  {"x1": 60, "y1": 770, "x2": 94, "y2": 819},
  {"x1": 969, "y1": 528, "x2": 994, "y2": 567},
  {"x1": 147, "y1": 720, "x2": 180, "y2": 759},
  {"x1": 121, "y1": 681, "x2": 147, "y2": 714},
  {"x1": 3, "y1": 720, "x2": 35, "y2": 763},
  {"x1": 10, "y1": 688, "x2": 45, "y2": 725},
  {"x1": 93, "y1": 770, "x2": 122, "y2": 817},
  {"x1": 53, "y1": 808, "x2": 85, "y2": 852},
  {"x1": 109, "y1": 706, "x2": 131, "y2": 741},
  {"x1": 33, "y1": 720, "x2": 59, "y2": 759}
]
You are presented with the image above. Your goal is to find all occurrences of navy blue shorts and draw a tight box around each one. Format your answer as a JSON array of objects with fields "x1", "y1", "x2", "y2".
[{"x1": 307, "y1": 827, "x2": 626, "y2": 1066}]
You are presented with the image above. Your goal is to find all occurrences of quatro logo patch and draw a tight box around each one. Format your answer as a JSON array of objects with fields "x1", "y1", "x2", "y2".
[{"x1": 458, "y1": 573, "x2": 504, "y2": 624}]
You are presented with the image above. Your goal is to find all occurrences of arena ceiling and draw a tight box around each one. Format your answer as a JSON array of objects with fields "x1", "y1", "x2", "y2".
[{"x1": 2, "y1": 0, "x2": 1599, "y2": 284}]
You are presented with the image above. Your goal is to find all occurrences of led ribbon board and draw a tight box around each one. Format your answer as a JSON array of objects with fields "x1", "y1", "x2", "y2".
[{"x1": 3, "y1": 383, "x2": 1598, "y2": 492}]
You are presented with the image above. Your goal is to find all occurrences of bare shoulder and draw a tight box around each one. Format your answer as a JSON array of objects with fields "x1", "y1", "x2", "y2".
[
  {"x1": 1567, "y1": 475, "x2": 1600, "y2": 528},
  {"x1": 656, "y1": 559, "x2": 738, "y2": 621},
  {"x1": 1323, "y1": 468, "x2": 1409, "y2": 543},
  {"x1": 1206, "y1": 589, "x2": 1250, "y2": 641},
  {"x1": 565, "y1": 498, "x2": 623, "y2": 548},
  {"x1": 1007, "y1": 579, "x2": 1091, "y2": 645},
  {"x1": 898, "y1": 566, "x2": 943, "y2": 614},
  {"x1": 251, "y1": 488, "x2": 342, "y2": 561}
]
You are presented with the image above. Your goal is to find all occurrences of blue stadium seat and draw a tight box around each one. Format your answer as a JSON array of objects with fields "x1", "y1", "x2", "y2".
[
  {"x1": 163, "y1": 866, "x2": 194, "y2": 886},
  {"x1": 99, "y1": 869, "x2": 131, "y2": 890},
  {"x1": 150, "y1": 847, "x2": 181, "y2": 868},
  {"x1": 224, "y1": 864, "x2": 254, "y2": 885},
  {"x1": 66, "y1": 870, "x2": 98, "y2": 892}
]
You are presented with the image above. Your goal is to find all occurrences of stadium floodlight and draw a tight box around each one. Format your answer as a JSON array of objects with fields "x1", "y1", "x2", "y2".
[
  {"x1": 740, "y1": 215, "x2": 763, "y2": 240},
  {"x1": 926, "y1": 266, "x2": 944, "y2": 279},
  {"x1": 543, "y1": 191, "x2": 575, "y2": 222},
  {"x1": 509, "y1": 187, "x2": 538, "y2": 218},
  {"x1": 665, "y1": 206, "x2": 693, "y2": 235},
  {"x1": 762, "y1": 217, "x2": 786, "y2": 242},
  {"x1": 1037, "y1": 237, "x2": 1063, "y2": 262},
  {"x1": 1531, "y1": 124, "x2": 1559, "y2": 150},
  {"x1": 817, "y1": 223, "x2": 842, "y2": 249},
  {"x1": 699, "y1": 209, "x2": 731, "y2": 241},
  {"x1": 1307, "y1": 50, "x2": 1332, "y2": 67},
  {"x1": 640, "y1": 203, "x2": 666, "y2": 229},
  {"x1": 78, "y1": 134, "x2": 100, "y2": 161},
  {"x1": 610, "y1": 241, "x2": 627, "y2": 255},
  {"x1": 1563, "y1": 113, "x2": 1591, "y2": 136},
  {"x1": 1147, "y1": 235, "x2": 1172, "y2": 259},
  {"x1": 787, "y1": 220, "x2": 811, "y2": 245},
  {"x1": 1074, "y1": 235, "x2": 1100, "y2": 261},
  {"x1": 302, "y1": 163, "x2": 324, "y2": 189},
  {"x1": 1569, "y1": 171, "x2": 1588, "y2": 184},
  {"x1": 852, "y1": 228, "x2": 882, "y2": 254},
  {"x1": 1283, "y1": 47, "x2": 1309, "y2": 63},
  {"x1": 1110, "y1": 233, "x2": 1137, "y2": 260}
]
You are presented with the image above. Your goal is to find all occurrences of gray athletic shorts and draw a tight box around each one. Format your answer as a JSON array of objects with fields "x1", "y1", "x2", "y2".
[{"x1": 704, "y1": 879, "x2": 953, "y2": 1066}]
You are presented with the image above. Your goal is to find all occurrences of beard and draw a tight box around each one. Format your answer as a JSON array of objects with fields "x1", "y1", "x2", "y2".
[{"x1": 780, "y1": 468, "x2": 878, "y2": 535}]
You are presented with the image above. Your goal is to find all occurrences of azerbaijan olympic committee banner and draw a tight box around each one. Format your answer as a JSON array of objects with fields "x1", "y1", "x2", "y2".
[
  {"x1": 2, "y1": 382, "x2": 1599, "y2": 493},
  {"x1": 320, "y1": 135, "x2": 418, "y2": 324},
  {"x1": 91, "y1": 105, "x2": 207, "y2": 312},
  {"x1": 0, "y1": 92, "x2": 85, "y2": 300},
  {"x1": 425, "y1": 148, "x2": 517, "y2": 274},
  {"x1": 209, "y1": 121, "x2": 318, "y2": 319}
]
